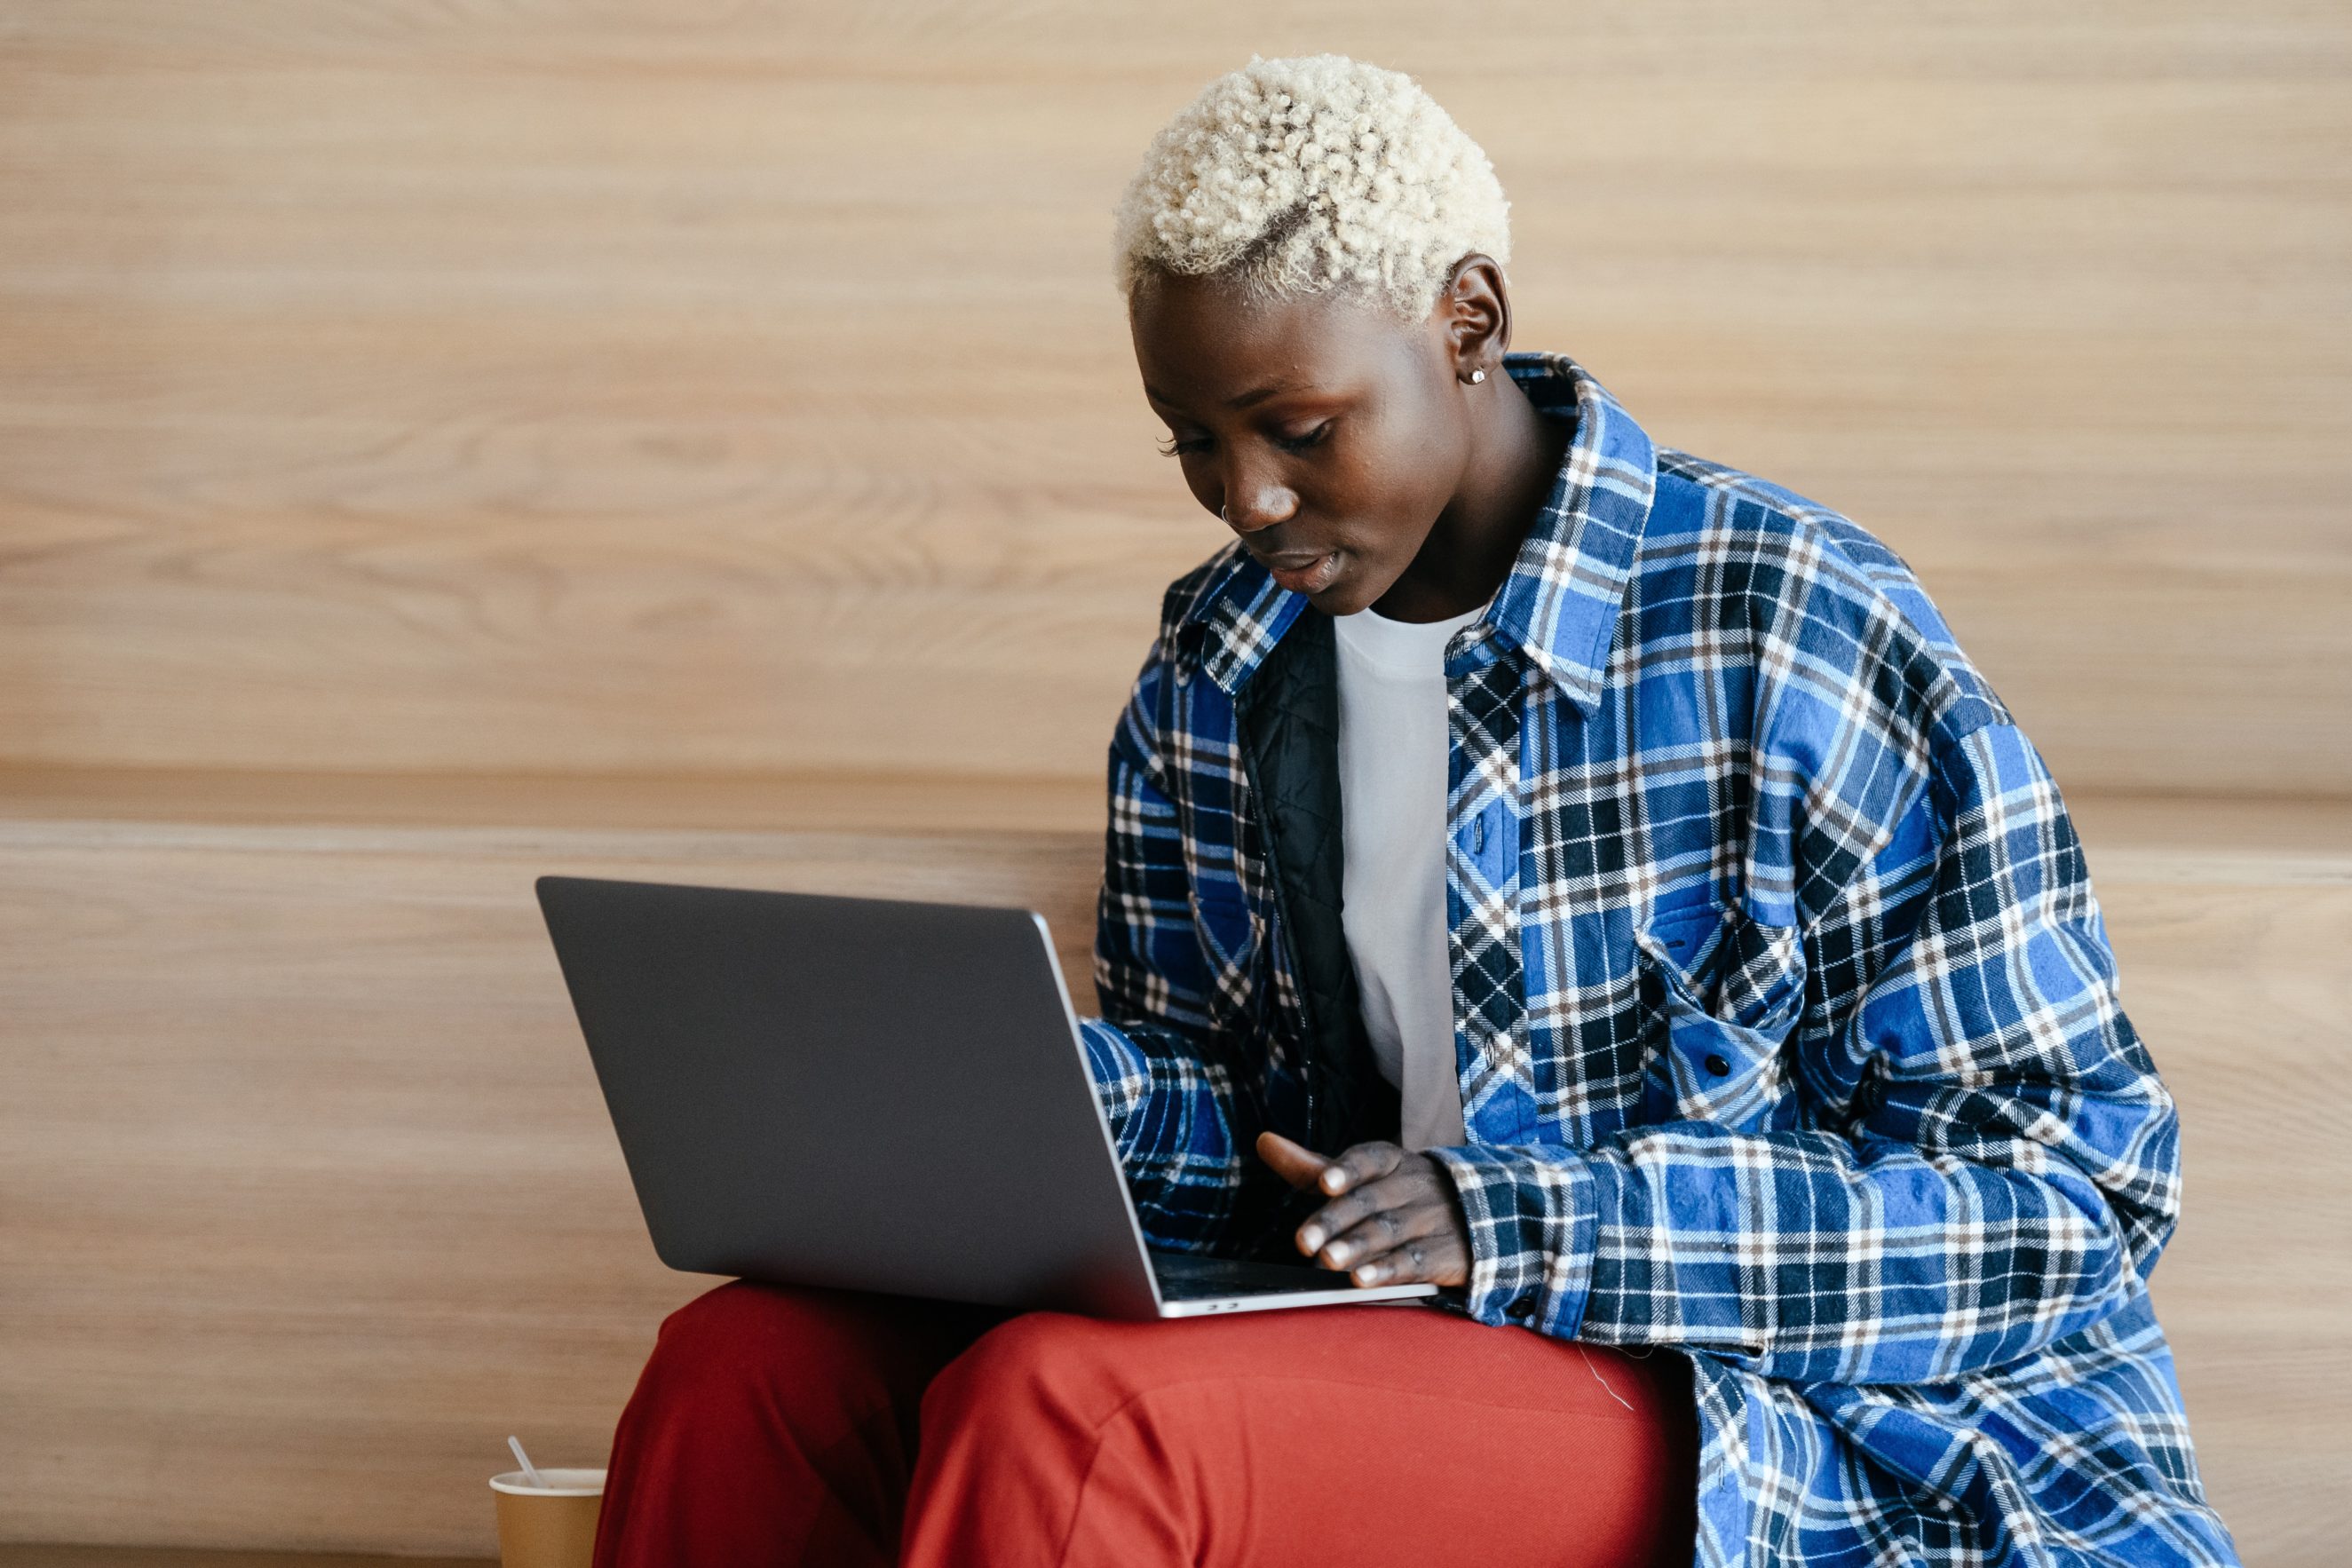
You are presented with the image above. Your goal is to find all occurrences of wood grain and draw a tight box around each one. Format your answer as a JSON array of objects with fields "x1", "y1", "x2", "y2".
[
  {"x1": 0, "y1": 810, "x2": 1099, "y2": 1556},
  {"x1": 0, "y1": 764, "x2": 1105, "y2": 836},
  {"x1": 0, "y1": 784, "x2": 2343, "y2": 1560},
  {"x1": 2120, "y1": 873, "x2": 2352, "y2": 1568},
  {"x1": 3, "y1": 0, "x2": 2348, "y2": 1559},
  {"x1": 1, "y1": 3, "x2": 2346, "y2": 793}
]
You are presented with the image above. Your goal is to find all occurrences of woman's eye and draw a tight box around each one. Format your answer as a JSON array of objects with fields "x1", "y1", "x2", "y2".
[{"x1": 1157, "y1": 423, "x2": 1329, "y2": 458}]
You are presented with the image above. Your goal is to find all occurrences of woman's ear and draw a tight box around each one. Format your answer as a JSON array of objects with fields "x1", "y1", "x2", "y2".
[{"x1": 1435, "y1": 253, "x2": 1512, "y2": 384}]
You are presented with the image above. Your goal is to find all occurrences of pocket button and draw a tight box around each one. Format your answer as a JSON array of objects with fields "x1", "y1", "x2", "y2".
[{"x1": 1703, "y1": 1052, "x2": 1731, "y2": 1077}]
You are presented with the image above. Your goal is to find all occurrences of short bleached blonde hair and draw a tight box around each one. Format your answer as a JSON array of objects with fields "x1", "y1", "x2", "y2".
[{"x1": 1113, "y1": 53, "x2": 1511, "y2": 323}]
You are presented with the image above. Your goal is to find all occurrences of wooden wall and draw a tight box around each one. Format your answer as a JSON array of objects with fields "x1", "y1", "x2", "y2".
[
  {"x1": 3, "y1": 3, "x2": 2348, "y2": 1562},
  {"x1": 3, "y1": 2, "x2": 2346, "y2": 792}
]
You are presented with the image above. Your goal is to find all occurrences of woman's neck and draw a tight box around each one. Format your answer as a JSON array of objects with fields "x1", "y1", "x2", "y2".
[{"x1": 1369, "y1": 374, "x2": 1573, "y2": 623}]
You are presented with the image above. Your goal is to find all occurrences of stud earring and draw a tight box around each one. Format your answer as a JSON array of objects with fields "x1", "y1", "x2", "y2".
[{"x1": 1469, "y1": 368, "x2": 1486, "y2": 384}]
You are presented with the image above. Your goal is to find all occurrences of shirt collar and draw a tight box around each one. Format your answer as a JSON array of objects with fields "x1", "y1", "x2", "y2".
[{"x1": 1182, "y1": 352, "x2": 1657, "y2": 713}]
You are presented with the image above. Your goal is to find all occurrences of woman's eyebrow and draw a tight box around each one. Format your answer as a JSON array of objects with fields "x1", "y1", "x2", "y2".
[
  {"x1": 1143, "y1": 378, "x2": 1319, "y2": 414},
  {"x1": 1225, "y1": 378, "x2": 1309, "y2": 410}
]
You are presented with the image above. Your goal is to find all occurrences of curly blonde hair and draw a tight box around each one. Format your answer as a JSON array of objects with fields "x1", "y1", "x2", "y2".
[{"x1": 1113, "y1": 53, "x2": 1511, "y2": 323}]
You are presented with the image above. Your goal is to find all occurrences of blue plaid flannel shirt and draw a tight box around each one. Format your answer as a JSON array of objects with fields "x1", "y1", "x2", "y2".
[{"x1": 1075, "y1": 353, "x2": 2237, "y2": 1567}]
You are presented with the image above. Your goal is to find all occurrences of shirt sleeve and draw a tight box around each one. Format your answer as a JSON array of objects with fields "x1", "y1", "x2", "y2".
[
  {"x1": 1426, "y1": 718, "x2": 2184, "y2": 1386},
  {"x1": 1074, "y1": 676, "x2": 1270, "y2": 1254}
]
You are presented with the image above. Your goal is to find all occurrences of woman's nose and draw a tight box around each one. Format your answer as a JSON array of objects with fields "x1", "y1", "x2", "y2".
[{"x1": 1219, "y1": 467, "x2": 1298, "y2": 533}]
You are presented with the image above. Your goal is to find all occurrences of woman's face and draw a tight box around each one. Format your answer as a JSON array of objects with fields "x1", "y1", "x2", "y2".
[{"x1": 1127, "y1": 273, "x2": 1474, "y2": 617}]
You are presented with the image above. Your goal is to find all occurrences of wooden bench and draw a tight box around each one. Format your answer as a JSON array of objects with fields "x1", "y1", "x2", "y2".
[{"x1": 1, "y1": 771, "x2": 2342, "y2": 1563}]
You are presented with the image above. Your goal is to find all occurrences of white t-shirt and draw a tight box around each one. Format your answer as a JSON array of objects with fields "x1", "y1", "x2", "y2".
[{"x1": 1331, "y1": 598, "x2": 1489, "y2": 1151}]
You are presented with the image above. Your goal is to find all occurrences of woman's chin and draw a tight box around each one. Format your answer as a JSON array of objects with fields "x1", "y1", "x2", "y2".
[
  {"x1": 1305, "y1": 578, "x2": 1366, "y2": 614},
  {"x1": 1306, "y1": 562, "x2": 1398, "y2": 617}
]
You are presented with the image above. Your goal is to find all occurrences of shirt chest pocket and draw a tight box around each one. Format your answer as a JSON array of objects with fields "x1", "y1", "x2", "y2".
[
  {"x1": 1187, "y1": 878, "x2": 1261, "y2": 983},
  {"x1": 1633, "y1": 904, "x2": 1806, "y2": 1134}
]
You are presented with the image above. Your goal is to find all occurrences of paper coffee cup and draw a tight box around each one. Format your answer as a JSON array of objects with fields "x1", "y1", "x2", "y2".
[{"x1": 490, "y1": 1467, "x2": 606, "y2": 1568}]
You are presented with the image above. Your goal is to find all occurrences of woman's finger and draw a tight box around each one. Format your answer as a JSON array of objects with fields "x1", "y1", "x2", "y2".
[
  {"x1": 1342, "y1": 1231, "x2": 1471, "y2": 1288},
  {"x1": 1295, "y1": 1162, "x2": 1444, "y2": 1253},
  {"x1": 1311, "y1": 1190, "x2": 1455, "y2": 1271},
  {"x1": 1315, "y1": 1139, "x2": 1406, "y2": 1197},
  {"x1": 1253, "y1": 1128, "x2": 1333, "y2": 1190}
]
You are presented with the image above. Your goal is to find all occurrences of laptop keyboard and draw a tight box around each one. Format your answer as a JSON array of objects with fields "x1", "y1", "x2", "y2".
[{"x1": 1148, "y1": 1248, "x2": 1360, "y2": 1301}]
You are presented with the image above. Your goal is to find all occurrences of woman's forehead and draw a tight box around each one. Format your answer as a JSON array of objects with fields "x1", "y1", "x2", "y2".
[{"x1": 1130, "y1": 278, "x2": 1421, "y2": 411}]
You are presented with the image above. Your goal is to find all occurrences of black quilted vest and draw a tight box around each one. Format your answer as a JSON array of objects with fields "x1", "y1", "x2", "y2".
[{"x1": 1226, "y1": 606, "x2": 1404, "y2": 1254}]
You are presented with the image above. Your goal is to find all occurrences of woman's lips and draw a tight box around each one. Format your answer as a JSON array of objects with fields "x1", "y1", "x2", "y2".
[{"x1": 1260, "y1": 550, "x2": 1342, "y2": 594}]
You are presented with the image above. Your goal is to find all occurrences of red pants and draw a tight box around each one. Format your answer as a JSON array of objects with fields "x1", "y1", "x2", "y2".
[{"x1": 593, "y1": 1279, "x2": 1699, "y2": 1568}]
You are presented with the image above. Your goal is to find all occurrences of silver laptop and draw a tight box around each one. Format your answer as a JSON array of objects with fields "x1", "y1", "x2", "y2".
[{"x1": 535, "y1": 875, "x2": 1439, "y2": 1319}]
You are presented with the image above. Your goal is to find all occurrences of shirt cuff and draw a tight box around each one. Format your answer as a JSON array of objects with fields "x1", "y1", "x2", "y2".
[
  {"x1": 1425, "y1": 1144, "x2": 1601, "y2": 1338},
  {"x1": 1075, "y1": 1018, "x2": 1148, "y2": 1153}
]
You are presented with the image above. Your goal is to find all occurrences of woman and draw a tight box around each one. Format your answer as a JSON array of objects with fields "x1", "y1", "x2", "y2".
[{"x1": 593, "y1": 55, "x2": 2237, "y2": 1567}]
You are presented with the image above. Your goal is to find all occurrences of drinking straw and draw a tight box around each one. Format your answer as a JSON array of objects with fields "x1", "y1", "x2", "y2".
[{"x1": 508, "y1": 1435, "x2": 550, "y2": 1489}]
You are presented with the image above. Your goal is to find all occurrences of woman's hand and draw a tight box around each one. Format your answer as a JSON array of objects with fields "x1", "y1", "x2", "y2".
[{"x1": 1255, "y1": 1129, "x2": 1471, "y2": 1287}]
